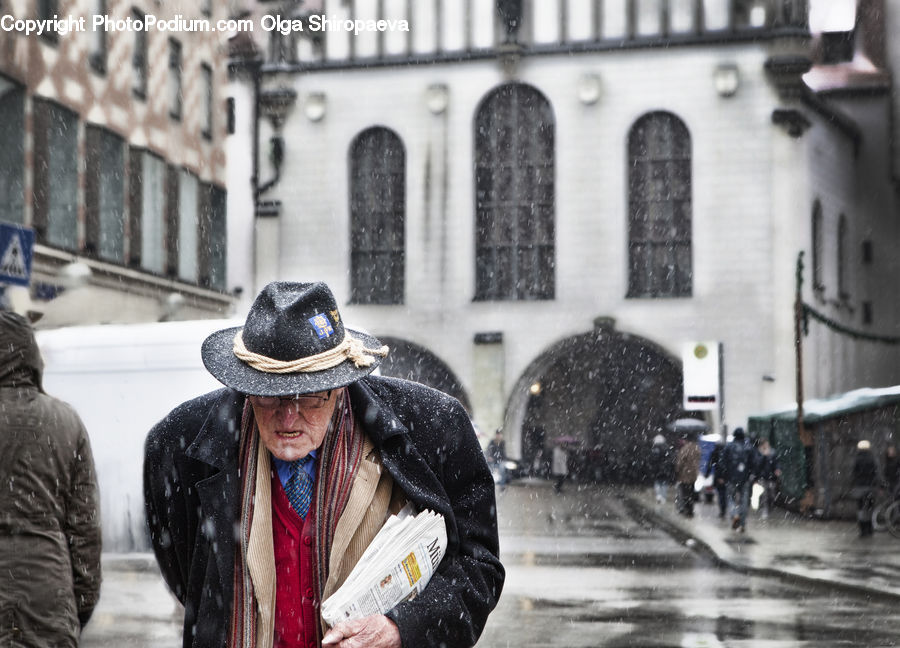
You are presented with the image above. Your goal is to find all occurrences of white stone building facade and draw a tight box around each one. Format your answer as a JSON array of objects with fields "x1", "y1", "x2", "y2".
[{"x1": 234, "y1": 0, "x2": 900, "y2": 478}]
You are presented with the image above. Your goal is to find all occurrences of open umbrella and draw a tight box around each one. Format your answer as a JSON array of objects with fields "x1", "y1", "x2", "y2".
[{"x1": 666, "y1": 418, "x2": 710, "y2": 435}]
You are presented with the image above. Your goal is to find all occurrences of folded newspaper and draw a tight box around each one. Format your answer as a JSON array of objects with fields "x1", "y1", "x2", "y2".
[{"x1": 321, "y1": 507, "x2": 447, "y2": 626}]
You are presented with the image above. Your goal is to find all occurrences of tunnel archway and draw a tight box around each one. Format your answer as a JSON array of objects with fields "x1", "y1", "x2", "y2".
[
  {"x1": 377, "y1": 336, "x2": 471, "y2": 412},
  {"x1": 505, "y1": 324, "x2": 685, "y2": 484}
]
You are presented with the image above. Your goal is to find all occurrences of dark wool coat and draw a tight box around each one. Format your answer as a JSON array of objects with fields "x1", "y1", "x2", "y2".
[
  {"x1": 851, "y1": 449, "x2": 879, "y2": 489},
  {"x1": 0, "y1": 312, "x2": 102, "y2": 647},
  {"x1": 885, "y1": 453, "x2": 900, "y2": 493},
  {"x1": 144, "y1": 375, "x2": 504, "y2": 648},
  {"x1": 721, "y1": 439, "x2": 755, "y2": 486},
  {"x1": 648, "y1": 443, "x2": 672, "y2": 483}
]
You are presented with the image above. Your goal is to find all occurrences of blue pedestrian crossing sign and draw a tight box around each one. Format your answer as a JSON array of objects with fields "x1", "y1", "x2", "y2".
[{"x1": 0, "y1": 223, "x2": 35, "y2": 287}]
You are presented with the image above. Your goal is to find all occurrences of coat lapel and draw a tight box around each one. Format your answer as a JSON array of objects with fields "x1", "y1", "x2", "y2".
[
  {"x1": 247, "y1": 445, "x2": 276, "y2": 647},
  {"x1": 348, "y1": 380, "x2": 457, "y2": 538},
  {"x1": 324, "y1": 436, "x2": 382, "y2": 598}
]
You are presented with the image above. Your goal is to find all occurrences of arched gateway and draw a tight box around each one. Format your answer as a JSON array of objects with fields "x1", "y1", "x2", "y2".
[
  {"x1": 378, "y1": 336, "x2": 471, "y2": 413},
  {"x1": 504, "y1": 324, "x2": 684, "y2": 484}
]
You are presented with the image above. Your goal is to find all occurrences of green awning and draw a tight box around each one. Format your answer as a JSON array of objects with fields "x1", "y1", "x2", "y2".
[{"x1": 749, "y1": 385, "x2": 900, "y2": 426}]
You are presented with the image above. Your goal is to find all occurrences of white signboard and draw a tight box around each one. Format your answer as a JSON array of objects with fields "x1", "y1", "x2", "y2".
[{"x1": 682, "y1": 341, "x2": 719, "y2": 411}]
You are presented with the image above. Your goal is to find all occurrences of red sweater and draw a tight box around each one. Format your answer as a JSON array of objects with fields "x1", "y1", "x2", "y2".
[{"x1": 271, "y1": 471, "x2": 319, "y2": 648}]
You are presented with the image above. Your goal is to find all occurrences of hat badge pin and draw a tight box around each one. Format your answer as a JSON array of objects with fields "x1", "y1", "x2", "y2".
[{"x1": 310, "y1": 313, "x2": 335, "y2": 339}]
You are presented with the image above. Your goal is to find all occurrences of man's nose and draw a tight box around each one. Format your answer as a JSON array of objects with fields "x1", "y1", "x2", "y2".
[{"x1": 278, "y1": 403, "x2": 303, "y2": 425}]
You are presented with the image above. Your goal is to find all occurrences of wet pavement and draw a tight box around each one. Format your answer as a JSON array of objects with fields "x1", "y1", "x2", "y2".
[
  {"x1": 80, "y1": 480, "x2": 900, "y2": 647},
  {"x1": 80, "y1": 555, "x2": 182, "y2": 648},
  {"x1": 623, "y1": 485, "x2": 900, "y2": 603},
  {"x1": 478, "y1": 480, "x2": 900, "y2": 647}
]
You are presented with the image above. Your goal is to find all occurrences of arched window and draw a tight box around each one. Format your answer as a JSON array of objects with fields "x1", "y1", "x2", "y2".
[
  {"x1": 349, "y1": 127, "x2": 405, "y2": 304},
  {"x1": 474, "y1": 82, "x2": 555, "y2": 301},
  {"x1": 627, "y1": 111, "x2": 692, "y2": 298},
  {"x1": 811, "y1": 200, "x2": 824, "y2": 291},
  {"x1": 837, "y1": 213, "x2": 848, "y2": 300}
]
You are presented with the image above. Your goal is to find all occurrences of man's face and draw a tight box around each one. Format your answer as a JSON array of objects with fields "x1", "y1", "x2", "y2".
[{"x1": 248, "y1": 390, "x2": 338, "y2": 462}]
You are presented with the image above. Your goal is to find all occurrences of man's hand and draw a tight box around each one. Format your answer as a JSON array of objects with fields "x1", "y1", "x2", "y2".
[{"x1": 322, "y1": 614, "x2": 401, "y2": 648}]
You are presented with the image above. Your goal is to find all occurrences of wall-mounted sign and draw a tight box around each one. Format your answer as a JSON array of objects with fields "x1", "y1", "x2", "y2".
[
  {"x1": 682, "y1": 341, "x2": 720, "y2": 411},
  {"x1": 0, "y1": 222, "x2": 35, "y2": 287}
]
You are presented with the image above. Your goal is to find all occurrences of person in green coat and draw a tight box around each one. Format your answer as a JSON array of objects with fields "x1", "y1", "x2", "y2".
[{"x1": 0, "y1": 311, "x2": 102, "y2": 646}]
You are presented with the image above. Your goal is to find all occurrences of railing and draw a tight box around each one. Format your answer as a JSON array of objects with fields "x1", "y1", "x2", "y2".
[{"x1": 260, "y1": 0, "x2": 810, "y2": 70}]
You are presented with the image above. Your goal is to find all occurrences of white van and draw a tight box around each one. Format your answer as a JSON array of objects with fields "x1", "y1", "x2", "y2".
[{"x1": 36, "y1": 319, "x2": 240, "y2": 552}]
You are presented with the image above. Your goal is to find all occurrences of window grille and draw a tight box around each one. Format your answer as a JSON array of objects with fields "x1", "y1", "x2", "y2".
[
  {"x1": 474, "y1": 83, "x2": 555, "y2": 301},
  {"x1": 349, "y1": 127, "x2": 406, "y2": 304},
  {"x1": 627, "y1": 111, "x2": 692, "y2": 298}
]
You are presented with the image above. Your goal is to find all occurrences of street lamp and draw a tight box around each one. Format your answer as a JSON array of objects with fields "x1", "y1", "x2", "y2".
[
  {"x1": 257, "y1": 86, "x2": 297, "y2": 196},
  {"x1": 259, "y1": 86, "x2": 298, "y2": 131}
]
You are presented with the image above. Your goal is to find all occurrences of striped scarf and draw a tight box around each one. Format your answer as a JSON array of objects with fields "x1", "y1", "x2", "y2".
[{"x1": 229, "y1": 388, "x2": 364, "y2": 648}]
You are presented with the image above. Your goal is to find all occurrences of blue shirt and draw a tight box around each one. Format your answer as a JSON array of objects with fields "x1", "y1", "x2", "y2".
[{"x1": 272, "y1": 450, "x2": 317, "y2": 489}]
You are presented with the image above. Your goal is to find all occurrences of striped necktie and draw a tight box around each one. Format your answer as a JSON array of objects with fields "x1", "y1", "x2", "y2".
[{"x1": 285, "y1": 456, "x2": 313, "y2": 519}]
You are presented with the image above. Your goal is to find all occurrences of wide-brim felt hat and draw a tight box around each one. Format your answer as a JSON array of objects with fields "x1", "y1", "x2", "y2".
[{"x1": 201, "y1": 281, "x2": 387, "y2": 396}]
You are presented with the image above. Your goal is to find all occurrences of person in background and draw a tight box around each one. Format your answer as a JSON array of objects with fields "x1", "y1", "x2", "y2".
[
  {"x1": 755, "y1": 438, "x2": 781, "y2": 520},
  {"x1": 674, "y1": 435, "x2": 701, "y2": 517},
  {"x1": 722, "y1": 427, "x2": 755, "y2": 532},
  {"x1": 0, "y1": 311, "x2": 102, "y2": 647},
  {"x1": 648, "y1": 435, "x2": 672, "y2": 505},
  {"x1": 528, "y1": 425, "x2": 548, "y2": 478},
  {"x1": 486, "y1": 430, "x2": 509, "y2": 488},
  {"x1": 884, "y1": 444, "x2": 900, "y2": 497},
  {"x1": 851, "y1": 439, "x2": 879, "y2": 538},
  {"x1": 705, "y1": 441, "x2": 728, "y2": 519},
  {"x1": 551, "y1": 441, "x2": 570, "y2": 493},
  {"x1": 144, "y1": 281, "x2": 503, "y2": 648}
]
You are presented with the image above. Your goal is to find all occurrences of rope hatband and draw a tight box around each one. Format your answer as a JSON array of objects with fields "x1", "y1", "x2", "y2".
[{"x1": 233, "y1": 331, "x2": 388, "y2": 374}]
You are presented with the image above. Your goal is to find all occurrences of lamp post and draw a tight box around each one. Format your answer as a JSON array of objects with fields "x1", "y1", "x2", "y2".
[
  {"x1": 795, "y1": 250, "x2": 817, "y2": 512},
  {"x1": 794, "y1": 251, "x2": 805, "y2": 446},
  {"x1": 256, "y1": 86, "x2": 298, "y2": 197}
]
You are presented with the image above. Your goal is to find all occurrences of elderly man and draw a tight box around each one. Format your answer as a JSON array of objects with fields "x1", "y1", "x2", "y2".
[{"x1": 144, "y1": 281, "x2": 503, "y2": 648}]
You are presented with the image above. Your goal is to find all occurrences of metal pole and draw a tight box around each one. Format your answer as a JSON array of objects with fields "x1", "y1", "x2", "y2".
[
  {"x1": 795, "y1": 251, "x2": 808, "y2": 496},
  {"x1": 718, "y1": 341, "x2": 726, "y2": 442},
  {"x1": 795, "y1": 252, "x2": 805, "y2": 438}
]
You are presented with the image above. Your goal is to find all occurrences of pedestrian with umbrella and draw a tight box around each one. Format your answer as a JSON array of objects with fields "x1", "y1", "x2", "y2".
[
  {"x1": 674, "y1": 433, "x2": 701, "y2": 517},
  {"x1": 666, "y1": 419, "x2": 708, "y2": 517}
]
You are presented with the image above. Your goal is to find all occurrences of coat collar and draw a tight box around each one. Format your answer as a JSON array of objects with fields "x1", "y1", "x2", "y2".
[
  {"x1": 347, "y1": 379, "x2": 409, "y2": 443},
  {"x1": 349, "y1": 377, "x2": 460, "y2": 546},
  {"x1": 186, "y1": 388, "x2": 245, "y2": 470}
]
